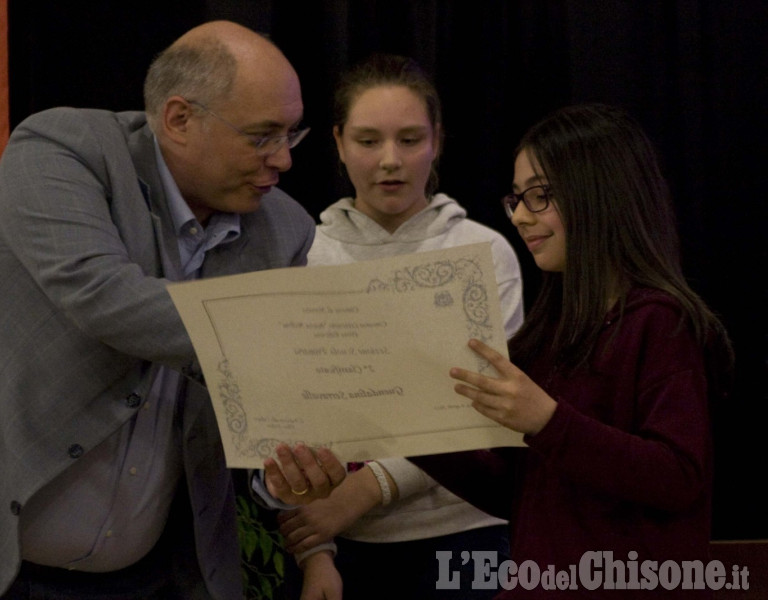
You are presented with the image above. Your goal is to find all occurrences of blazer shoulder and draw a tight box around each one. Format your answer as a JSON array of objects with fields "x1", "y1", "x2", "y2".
[
  {"x1": 6, "y1": 109, "x2": 151, "y2": 184},
  {"x1": 18, "y1": 107, "x2": 146, "y2": 136}
]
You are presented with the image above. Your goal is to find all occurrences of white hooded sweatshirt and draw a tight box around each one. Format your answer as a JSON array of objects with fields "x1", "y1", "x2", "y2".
[{"x1": 307, "y1": 193, "x2": 524, "y2": 542}]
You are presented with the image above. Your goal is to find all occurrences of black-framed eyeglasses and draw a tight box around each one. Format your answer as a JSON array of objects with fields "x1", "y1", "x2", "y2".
[
  {"x1": 186, "y1": 99, "x2": 310, "y2": 156},
  {"x1": 501, "y1": 185, "x2": 553, "y2": 218}
]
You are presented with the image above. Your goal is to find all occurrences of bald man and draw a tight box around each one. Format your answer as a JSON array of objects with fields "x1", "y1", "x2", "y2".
[{"x1": 0, "y1": 21, "x2": 335, "y2": 599}]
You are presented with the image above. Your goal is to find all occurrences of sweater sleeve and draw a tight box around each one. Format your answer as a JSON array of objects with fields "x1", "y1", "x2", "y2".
[
  {"x1": 375, "y1": 457, "x2": 438, "y2": 499},
  {"x1": 525, "y1": 302, "x2": 712, "y2": 513}
]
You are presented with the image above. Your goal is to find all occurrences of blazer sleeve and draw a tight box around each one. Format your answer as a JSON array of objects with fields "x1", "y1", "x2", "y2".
[{"x1": 0, "y1": 109, "x2": 195, "y2": 366}]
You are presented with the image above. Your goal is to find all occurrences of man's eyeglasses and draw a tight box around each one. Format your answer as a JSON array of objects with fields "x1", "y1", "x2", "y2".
[
  {"x1": 187, "y1": 99, "x2": 310, "y2": 156},
  {"x1": 501, "y1": 185, "x2": 553, "y2": 218}
]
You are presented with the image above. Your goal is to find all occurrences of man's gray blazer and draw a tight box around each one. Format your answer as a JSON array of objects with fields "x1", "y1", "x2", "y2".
[{"x1": 0, "y1": 108, "x2": 315, "y2": 598}]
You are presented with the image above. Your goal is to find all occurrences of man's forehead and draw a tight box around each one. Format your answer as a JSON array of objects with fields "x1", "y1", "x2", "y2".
[{"x1": 233, "y1": 102, "x2": 305, "y2": 133}]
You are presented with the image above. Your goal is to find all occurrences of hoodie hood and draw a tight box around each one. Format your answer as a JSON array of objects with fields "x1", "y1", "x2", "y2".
[
  {"x1": 315, "y1": 193, "x2": 466, "y2": 246},
  {"x1": 307, "y1": 191, "x2": 526, "y2": 339}
]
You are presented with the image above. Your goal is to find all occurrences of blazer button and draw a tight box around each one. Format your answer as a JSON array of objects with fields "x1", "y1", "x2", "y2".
[
  {"x1": 10, "y1": 501, "x2": 21, "y2": 515},
  {"x1": 68, "y1": 444, "x2": 84, "y2": 459},
  {"x1": 125, "y1": 392, "x2": 142, "y2": 408}
]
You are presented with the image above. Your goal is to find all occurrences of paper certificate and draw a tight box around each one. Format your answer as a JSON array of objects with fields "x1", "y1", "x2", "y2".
[{"x1": 168, "y1": 242, "x2": 525, "y2": 468}]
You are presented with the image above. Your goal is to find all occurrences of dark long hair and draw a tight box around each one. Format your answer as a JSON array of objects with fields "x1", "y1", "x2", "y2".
[
  {"x1": 332, "y1": 53, "x2": 444, "y2": 195},
  {"x1": 509, "y1": 104, "x2": 733, "y2": 386}
]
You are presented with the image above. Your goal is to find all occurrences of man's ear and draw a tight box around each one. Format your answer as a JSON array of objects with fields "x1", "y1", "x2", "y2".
[{"x1": 162, "y1": 96, "x2": 194, "y2": 144}]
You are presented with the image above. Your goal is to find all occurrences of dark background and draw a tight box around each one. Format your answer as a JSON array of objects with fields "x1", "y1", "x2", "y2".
[{"x1": 7, "y1": 0, "x2": 767, "y2": 541}]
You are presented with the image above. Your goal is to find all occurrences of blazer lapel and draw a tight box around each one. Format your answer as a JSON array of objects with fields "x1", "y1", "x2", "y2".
[{"x1": 127, "y1": 122, "x2": 184, "y2": 280}]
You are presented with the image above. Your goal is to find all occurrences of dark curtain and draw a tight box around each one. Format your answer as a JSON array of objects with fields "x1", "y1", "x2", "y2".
[{"x1": 8, "y1": 0, "x2": 767, "y2": 541}]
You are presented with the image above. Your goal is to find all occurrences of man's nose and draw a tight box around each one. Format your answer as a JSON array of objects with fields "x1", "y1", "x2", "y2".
[{"x1": 265, "y1": 142, "x2": 293, "y2": 171}]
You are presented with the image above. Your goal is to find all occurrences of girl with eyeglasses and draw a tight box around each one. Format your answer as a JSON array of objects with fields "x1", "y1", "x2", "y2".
[{"x1": 411, "y1": 103, "x2": 734, "y2": 598}]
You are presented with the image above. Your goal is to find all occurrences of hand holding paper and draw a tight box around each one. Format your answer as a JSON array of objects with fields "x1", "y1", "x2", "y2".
[
  {"x1": 451, "y1": 338, "x2": 558, "y2": 436},
  {"x1": 264, "y1": 443, "x2": 347, "y2": 505}
]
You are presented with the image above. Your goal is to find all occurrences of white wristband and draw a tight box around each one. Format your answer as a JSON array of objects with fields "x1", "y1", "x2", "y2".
[{"x1": 367, "y1": 460, "x2": 392, "y2": 506}]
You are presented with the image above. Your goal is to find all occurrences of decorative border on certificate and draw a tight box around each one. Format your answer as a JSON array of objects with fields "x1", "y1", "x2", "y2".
[
  {"x1": 212, "y1": 253, "x2": 498, "y2": 460},
  {"x1": 365, "y1": 255, "x2": 495, "y2": 355}
]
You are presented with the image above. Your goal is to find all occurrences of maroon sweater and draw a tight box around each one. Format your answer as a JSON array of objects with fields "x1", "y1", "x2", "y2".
[{"x1": 413, "y1": 289, "x2": 717, "y2": 598}]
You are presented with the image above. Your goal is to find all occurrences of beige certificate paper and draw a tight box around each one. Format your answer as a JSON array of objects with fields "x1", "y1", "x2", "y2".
[{"x1": 168, "y1": 242, "x2": 525, "y2": 468}]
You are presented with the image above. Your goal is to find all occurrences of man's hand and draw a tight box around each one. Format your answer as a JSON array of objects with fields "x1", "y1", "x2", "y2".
[
  {"x1": 263, "y1": 443, "x2": 346, "y2": 505},
  {"x1": 279, "y1": 464, "x2": 390, "y2": 553}
]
